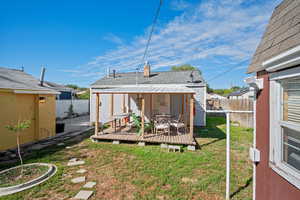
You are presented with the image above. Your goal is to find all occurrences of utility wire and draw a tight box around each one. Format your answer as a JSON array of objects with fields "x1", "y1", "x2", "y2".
[
  {"x1": 136, "y1": 0, "x2": 163, "y2": 85},
  {"x1": 207, "y1": 59, "x2": 250, "y2": 82},
  {"x1": 138, "y1": 0, "x2": 163, "y2": 70}
]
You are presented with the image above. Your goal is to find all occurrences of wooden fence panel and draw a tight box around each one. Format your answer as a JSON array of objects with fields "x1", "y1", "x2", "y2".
[{"x1": 207, "y1": 99, "x2": 254, "y2": 128}]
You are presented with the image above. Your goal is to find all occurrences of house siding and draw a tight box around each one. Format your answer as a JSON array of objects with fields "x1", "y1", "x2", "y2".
[
  {"x1": 0, "y1": 91, "x2": 56, "y2": 151},
  {"x1": 256, "y1": 71, "x2": 300, "y2": 200},
  {"x1": 191, "y1": 86, "x2": 206, "y2": 126}
]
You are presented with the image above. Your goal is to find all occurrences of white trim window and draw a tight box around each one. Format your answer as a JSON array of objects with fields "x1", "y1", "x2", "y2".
[{"x1": 269, "y1": 67, "x2": 300, "y2": 189}]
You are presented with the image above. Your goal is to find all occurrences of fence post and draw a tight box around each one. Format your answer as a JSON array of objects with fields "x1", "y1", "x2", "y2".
[{"x1": 226, "y1": 112, "x2": 230, "y2": 200}]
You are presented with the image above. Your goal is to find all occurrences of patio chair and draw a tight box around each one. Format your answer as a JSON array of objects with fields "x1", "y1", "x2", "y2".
[
  {"x1": 154, "y1": 118, "x2": 170, "y2": 136},
  {"x1": 170, "y1": 114, "x2": 185, "y2": 135}
]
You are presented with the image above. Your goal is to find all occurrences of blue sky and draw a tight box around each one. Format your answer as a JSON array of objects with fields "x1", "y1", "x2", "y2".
[{"x1": 0, "y1": 0, "x2": 281, "y2": 88}]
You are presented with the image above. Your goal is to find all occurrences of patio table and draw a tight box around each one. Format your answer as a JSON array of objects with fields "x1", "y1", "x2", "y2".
[{"x1": 112, "y1": 113, "x2": 130, "y2": 133}]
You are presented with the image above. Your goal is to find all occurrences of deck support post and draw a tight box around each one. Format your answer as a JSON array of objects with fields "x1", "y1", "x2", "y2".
[
  {"x1": 122, "y1": 94, "x2": 126, "y2": 113},
  {"x1": 189, "y1": 94, "x2": 194, "y2": 138},
  {"x1": 110, "y1": 94, "x2": 114, "y2": 127},
  {"x1": 128, "y1": 94, "x2": 131, "y2": 113},
  {"x1": 141, "y1": 95, "x2": 145, "y2": 137},
  {"x1": 150, "y1": 94, "x2": 152, "y2": 118},
  {"x1": 181, "y1": 94, "x2": 184, "y2": 116},
  {"x1": 185, "y1": 94, "x2": 189, "y2": 131},
  {"x1": 95, "y1": 93, "x2": 100, "y2": 135}
]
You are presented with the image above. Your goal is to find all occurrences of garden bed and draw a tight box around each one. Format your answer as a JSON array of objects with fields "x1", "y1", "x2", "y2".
[
  {"x1": 0, "y1": 164, "x2": 48, "y2": 187},
  {"x1": 0, "y1": 163, "x2": 57, "y2": 197}
]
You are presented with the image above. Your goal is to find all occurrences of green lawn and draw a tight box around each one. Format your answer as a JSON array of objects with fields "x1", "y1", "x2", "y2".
[{"x1": 0, "y1": 117, "x2": 253, "y2": 200}]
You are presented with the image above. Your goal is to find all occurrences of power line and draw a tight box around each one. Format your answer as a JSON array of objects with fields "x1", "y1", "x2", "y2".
[
  {"x1": 139, "y1": 0, "x2": 163, "y2": 70},
  {"x1": 136, "y1": 0, "x2": 163, "y2": 85},
  {"x1": 207, "y1": 59, "x2": 250, "y2": 82}
]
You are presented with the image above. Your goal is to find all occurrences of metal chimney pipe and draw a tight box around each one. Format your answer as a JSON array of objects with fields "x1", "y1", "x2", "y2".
[
  {"x1": 112, "y1": 69, "x2": 116, "y2": 78},
  {"x1": 107, "y1": 67, "x2": 110, "y2": 78},
  {"x1": 40, "y1": 67, "x2": 46, "y2": 86}
]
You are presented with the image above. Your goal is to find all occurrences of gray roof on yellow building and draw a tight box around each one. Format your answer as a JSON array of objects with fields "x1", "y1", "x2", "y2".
[
  {"x1": 43, "y1": 81, "x2": 74, "y2": 92},
  {"x1": 91, "y1": 70, "x2": 205, "y2": 87},
  {"x1": 248, "y1": 0, "x2": 300, "y2": 73},
  {"x1": 0, "y1": 67, "x2": 57, "y2": 92}
]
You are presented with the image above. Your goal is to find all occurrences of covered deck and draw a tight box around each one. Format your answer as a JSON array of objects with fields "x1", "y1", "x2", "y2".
[
  {"x1": 91, "y1": 126, "x2": 196, "y2": 145},
  {"x1": 91, "y1": 86, "x2": 197, "y2": 146}
]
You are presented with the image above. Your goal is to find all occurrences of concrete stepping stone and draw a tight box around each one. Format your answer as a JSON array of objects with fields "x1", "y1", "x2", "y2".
[
  {"x1": 71, "y1": 176, "x2": 86, "y2": 184},
  {"x1": 73, "y1": 190, "x2": 93, "y2": 200},
  {"x1": 77, "y1": 169, "x2": 87, "y2": 174},
  {"x1": 83, "y1": 182, "x2": 96, "y2": 189},
  {"x1": 69, "y1": 158, "x2": 78, "y2": 162},
  {"x1": 68, "y1": 160, "x2": 85, "y2": 166}
]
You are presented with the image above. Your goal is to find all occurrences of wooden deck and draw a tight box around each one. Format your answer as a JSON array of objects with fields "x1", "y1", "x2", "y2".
[{"x1": 91, "y1": 127, "x2": 196, "y2": 146}]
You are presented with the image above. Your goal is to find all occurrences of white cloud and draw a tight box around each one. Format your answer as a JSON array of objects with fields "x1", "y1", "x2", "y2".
[
  {"x1": 77, "y1": 0, "x2": 280, "y2": 79},
  {"x1": 170, "y1": 0, "x2": 191, "y2": 11},
  {"x1": 103, "y1": 33, "x2": 124, "y2": 45}
]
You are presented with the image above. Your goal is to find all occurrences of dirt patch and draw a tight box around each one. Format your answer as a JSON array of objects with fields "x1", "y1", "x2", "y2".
[
  {"x1": 191, "y1": 191, "x2": 223, "y2": 200},
  {"x1": 181, "y1": 177, "x2": 197, "y2": 184}
]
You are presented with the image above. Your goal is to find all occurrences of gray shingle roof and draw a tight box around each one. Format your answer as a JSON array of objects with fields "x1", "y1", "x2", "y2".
[
  {"x1": 248, "y1": 0, "x2": 300, "y2": 73},
  {"x1": 0, "y1": 67, "x2": 56, "y2": 92},
  {"x1": 93, "y1": 86, "x2": 195, "y2": 94},
  {"x1": 228, "y1": 87, "x2": 250, "y2": 97},
  {"x1": 91, "y1": 70, "x2": 205, "y2": 87},
  {"x1": 44, "y1": 81, "x2": 74, "y2": 92}
]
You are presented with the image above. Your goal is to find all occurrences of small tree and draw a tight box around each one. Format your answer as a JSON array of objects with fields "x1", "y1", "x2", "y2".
[
  {"x1": 171, "y1": 64, "x2": 202, "y2": 74},
  {"x1": 5, "y1": 120, "x2": 31, "y2": 167}
]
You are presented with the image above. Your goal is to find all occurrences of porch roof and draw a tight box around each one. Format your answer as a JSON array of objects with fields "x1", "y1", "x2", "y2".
[{"x1": 93, "y1": 86, "x2": 195, "y2": 94}]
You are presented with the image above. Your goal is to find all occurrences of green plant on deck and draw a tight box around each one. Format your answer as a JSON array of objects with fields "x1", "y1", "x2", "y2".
[
  {"x1": 130, "y1": 113, "x2": 153, "y2": 136},
  {"x1": 5, "y1": 120, "x2": 31, "y2": 167},
  {"x1": 67, "y1": 104, "x2": 74, "y2": 118}
]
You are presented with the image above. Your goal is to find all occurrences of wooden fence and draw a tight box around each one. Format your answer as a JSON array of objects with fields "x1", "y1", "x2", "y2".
[{"x1": 207, "y1": 99, "x2": 254, "y2": 128}]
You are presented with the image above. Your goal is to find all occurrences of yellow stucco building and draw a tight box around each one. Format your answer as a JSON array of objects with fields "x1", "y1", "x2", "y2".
[{"x1": 0, "y1": 67, "x2": 59, "y2": 151}]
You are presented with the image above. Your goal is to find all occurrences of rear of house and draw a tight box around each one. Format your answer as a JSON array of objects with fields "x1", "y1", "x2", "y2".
[
  {"x1": 90, "y1": 64, "x2": 207, "y2": 127},
  {"x1": 0, "y1": 67, "x2": 58, "y2": 151},
  {"x1": 247, "y1": 0, "x2": 300, "y2": 199}
]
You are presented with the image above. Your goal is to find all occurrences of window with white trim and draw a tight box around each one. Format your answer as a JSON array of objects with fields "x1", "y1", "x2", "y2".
[
  {"x1": 281, "y1": 78, "x2": 300, "y2": 171},
  {"x1": 270, "y1": 72, "x2": 300, "y2": 189}
]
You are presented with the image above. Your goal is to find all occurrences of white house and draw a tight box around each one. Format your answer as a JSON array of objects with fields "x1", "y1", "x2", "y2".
[{"x1": 90, "y1": 64, "x2": 207, "y2": 127}]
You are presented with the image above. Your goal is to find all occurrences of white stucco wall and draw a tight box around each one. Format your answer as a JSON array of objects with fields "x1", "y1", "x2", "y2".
[
  {"x1": 189, "y1": 86, "x2": 206, "y2": 126},
  {"x1": 56, "y1": 99, "x2": 89, "y2": 118}
]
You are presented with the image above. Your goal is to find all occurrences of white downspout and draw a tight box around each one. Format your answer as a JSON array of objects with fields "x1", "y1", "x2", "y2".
[
  {"x1": 252, "y1": 87, "x2": 257, "y2": 200},
  {"x1": 244, "y1": 76, "x2": 263, "y2": 200}
]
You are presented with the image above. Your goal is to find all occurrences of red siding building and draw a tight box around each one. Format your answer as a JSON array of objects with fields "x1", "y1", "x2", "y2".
[{"x1": 247, "y1": 0, "x2": 300, "y2": 199}]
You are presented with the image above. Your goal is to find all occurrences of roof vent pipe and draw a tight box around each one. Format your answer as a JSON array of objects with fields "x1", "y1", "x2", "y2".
[
  {"x1": 107, "y1": 67, "x2": 110, "y2": 78},
  {"x1": 190, "y1": 71, "x2": 194, "y2": 83},
  {"x1": 40, "y1": 66, "x2": 46, "y2": 86},
  {"x1": 112, "y1": 69, "x2": 116, "y2": 78}
]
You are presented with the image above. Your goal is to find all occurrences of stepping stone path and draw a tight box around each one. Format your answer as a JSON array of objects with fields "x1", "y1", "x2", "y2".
[
  {"x1": 67, "y1": 159, "x2": 85, "y2": 166},
  {"x1": 77, "y1": 169, "x2": 87, "y2": 174},
  {"x1": 83, "y1": 182, "x2": 96, "y2": 189},
  {"x1": 71, "y1": 176, "x2": 86, "y2": 184},
  {"x1": 67, "y1": 158, "x2": 96, "y2": 200},
  {"x1": 73, "y1": 190, "x2": 94, "y2": 200}
]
